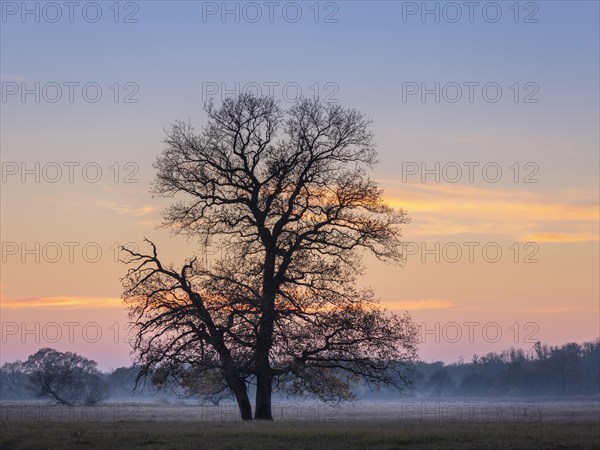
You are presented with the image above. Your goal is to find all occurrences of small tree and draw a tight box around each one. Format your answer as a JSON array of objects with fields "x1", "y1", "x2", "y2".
[
  {"x1": 23, "y1": 348, "x2": 108, "y2": 405},
  {"x1": 122, "y1": 94, "x2": 418, "y2": 420}
]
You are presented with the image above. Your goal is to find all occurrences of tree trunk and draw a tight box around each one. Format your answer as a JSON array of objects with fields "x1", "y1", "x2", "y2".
[
  {"x1": 254, "y1": 371, "x2": 273, "y2": 420},
  {"x1": 255, "y1": 250, "x2": 276, "y2": 420},
  {"x1": 254, "y1": 314, "x2": 274, "y2": 420},
  {"x1": 222, "y1": 357, "x2": 253, "y2": 421},
  {"x1": 231, "y1": 382, "x2": 253, "y2": 421}
]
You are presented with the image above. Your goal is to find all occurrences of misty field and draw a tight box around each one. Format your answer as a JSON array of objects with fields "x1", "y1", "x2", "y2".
[{"x1": 1, "y1": 399, "x2": 598, "y2": 449}]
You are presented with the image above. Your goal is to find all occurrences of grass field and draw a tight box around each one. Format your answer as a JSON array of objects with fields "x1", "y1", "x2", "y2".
[{"x1": 1, "y1": 400, "x2": 599, "y2": 449}]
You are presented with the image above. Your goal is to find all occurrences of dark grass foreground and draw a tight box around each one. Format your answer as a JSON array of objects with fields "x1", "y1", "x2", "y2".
[{"x1": 1, "y1": 421, "x2": 599, "y2": 449}]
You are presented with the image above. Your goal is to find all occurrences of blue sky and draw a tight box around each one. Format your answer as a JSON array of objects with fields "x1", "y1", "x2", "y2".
[{"x1": 2, "y1": 1, "x2": 598, "y2": 179}]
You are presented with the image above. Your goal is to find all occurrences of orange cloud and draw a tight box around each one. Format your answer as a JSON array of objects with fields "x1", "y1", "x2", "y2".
[
  {"x1": 1, "y1": 295, "x2": 122, "y2": 309},
  {"x1": 96, "y1": 201, "x2": 158, "y2": 217},
  {"x1": 380, "y1": 181, "x2": 599, "y2": 242},
  {"x1": 523, "y1": 232, "x2": 598, "y2": 243},
  {"x1": 527, "y1": 306, "x2": 598, "y2": 314}
]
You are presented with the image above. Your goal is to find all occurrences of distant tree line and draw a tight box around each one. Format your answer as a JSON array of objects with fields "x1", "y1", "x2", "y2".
[
  {"x1": 362, "y1": 339, "x2": 600, "y2": 399},
  {"x1": 2, "y1": 339, "x2": 598, "y2": 403}
]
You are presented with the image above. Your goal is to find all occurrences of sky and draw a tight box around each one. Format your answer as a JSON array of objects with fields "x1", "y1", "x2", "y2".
[{"x1": 1, "y1": 1, "x2": 599, "y2": 370}]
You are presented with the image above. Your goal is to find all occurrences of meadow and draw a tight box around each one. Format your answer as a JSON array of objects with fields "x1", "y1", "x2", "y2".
[{"x1": 1, "y1": 399, "x2": 598, "y2": 449}]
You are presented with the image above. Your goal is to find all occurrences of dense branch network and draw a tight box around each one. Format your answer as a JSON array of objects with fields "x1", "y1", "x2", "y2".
[{"x1": 121, "y1": 94, "x2": 417, "y2": 420}]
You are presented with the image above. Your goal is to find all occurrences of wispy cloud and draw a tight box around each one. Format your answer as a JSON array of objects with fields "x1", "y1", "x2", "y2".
[
  {"x1": 526, "y1": 306, "x2": 598, "y2": 314},
  {"x1": 1, "y1": 295, "x2": 122, "y2": 309},
  {"x1": 96, "y1": 201, "x2": 158, "y2": 217},
  {"x1": 523, "y1": 232, "x2": 598, "y2": 243},
  {"x1": 381, "y1": 181, "x2": 599, "y2": 242},
  {"x1": 0, "y1": 73, "x2": 27, "y2": 82}
]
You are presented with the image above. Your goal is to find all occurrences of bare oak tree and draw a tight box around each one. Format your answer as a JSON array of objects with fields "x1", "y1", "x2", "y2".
[{"x1": 122, "y1": 94, "x2": 418, "y2": 420}]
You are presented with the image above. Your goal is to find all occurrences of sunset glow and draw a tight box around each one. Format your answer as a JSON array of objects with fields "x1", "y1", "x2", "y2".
[{"x1": 1, "y1": 1, "x2": 598, "y2": 374}]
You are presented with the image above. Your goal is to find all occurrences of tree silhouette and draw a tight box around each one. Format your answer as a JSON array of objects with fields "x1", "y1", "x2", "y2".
[
  {"x1": 23, "y1": 348, "x2": 108, "y2": 406},
  {"x1": 122, "y1": 94, "x2": 418, "y2": 420}
]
